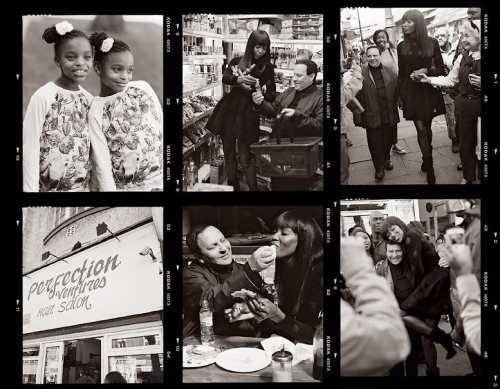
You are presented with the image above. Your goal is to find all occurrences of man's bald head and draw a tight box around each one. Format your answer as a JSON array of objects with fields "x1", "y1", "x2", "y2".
[
  {"x1": 369, "y1": 211, "x2": 385, "y2": 234},
  {"x1": 435, "y1": 27, "x2": 450, "y2": 48}
]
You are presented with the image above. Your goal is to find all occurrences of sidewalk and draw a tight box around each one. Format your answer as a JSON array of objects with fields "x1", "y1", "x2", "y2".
[{"x1": 345, "y1": 110, "x2": 481, "y2": 185}]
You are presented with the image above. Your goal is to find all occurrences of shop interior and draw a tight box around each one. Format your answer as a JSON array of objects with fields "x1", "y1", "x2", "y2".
[{"x1": 182, "y1": 14, "x2": 324, "y2": 191}]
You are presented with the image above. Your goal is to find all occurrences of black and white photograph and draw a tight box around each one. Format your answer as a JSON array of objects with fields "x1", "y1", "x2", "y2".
[
  {"x1": 22, "y1": 207, "x2": 164, "y2": 384},
  {"x1": 182, "y1": 205, "x2": 323, "y2": 382},
  {"x1": 182, "y1": 14, "x2": 324, "y2": 192},
  {"x1": 22, "y1": 15, "x2": 164, "y2": 192},
  {"x1": 340, "y1": 199, "x2": 481, "y2": 377},
  {"x1": 340, "y1": 8, "x2": 482, "y2": 185}
]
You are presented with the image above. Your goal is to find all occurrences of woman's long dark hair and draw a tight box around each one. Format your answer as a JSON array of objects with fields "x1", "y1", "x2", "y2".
[
  {"x1": 379, "y1": 216, "x2": 410, "y2": 242},
  {"x1": 273, "y1": 210, "x2": 323, "y2": 318},
  {"x1": 400, "y1": 9, "x2": 434, "y2": 57},
  {"x1": 238, "y1": 29, "x2": 271, "y2": 71}
]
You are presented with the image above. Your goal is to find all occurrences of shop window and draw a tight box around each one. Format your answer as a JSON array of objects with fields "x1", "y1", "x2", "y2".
[
  {"x1": 23, "y1": 344, "x2": 40, "y2": 384},
  {"x1": 108, "y1": 354, "x2": 163, "y2": 383},
  {"x1": 112, "y1": 334, "x2": 161, "y2": 349}
]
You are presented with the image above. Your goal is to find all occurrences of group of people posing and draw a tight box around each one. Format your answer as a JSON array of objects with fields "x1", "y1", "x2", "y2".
[
  {"x1": 183, "y1": 210, "x2": 323, "y2": 345},
  {"x1": 342, "y1": 8, "x2": 481, "y2": 185},
  {"x1": 341, "y1": 202, "x2": 481, "y2": 376},
  {"x1": 23, "y1": 20, "x2": 163, "y2": 192}
]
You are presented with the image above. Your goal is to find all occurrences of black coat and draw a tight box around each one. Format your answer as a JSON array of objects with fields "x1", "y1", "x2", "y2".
[
  {"x1": 397, "y1": 36, "x2": 446, "y2": 121},
  {"x1": 205, "y1": 57, "x2": 276, "y2": 144}
]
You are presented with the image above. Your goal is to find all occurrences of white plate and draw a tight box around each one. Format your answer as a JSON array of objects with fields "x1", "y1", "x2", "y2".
[
  {"x1": 183, "y1": 345, "x2": 220, "y2": 368},
  {"x1": 215, "y1": 347, "x2": 271, "y2": 373}
]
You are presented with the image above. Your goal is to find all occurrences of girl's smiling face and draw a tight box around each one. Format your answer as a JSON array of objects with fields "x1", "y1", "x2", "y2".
[
  {"x1": 55, "y1": 36, "x2": 93, "y2": 88},
  {"x1": 271, "y1": 227, "x2": 298, "y2": 259},
  {"x1": 98, "y1": 50, "x2": 134, "y2": 96},
  {"x1": 386, "y1": 225, "x2": 404, "y2": 243}
]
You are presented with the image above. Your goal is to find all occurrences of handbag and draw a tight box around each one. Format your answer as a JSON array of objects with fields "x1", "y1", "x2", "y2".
[{"x1": 347, "y1": 94, "x2": 365, "y2": 127}]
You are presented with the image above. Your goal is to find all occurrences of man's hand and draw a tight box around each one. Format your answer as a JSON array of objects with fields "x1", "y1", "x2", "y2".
[
  {"x1": 280, "y1": 108, "x2": 295, "y2": 117},
  {"x1": 247, "y1": 245, "x2": 276, "y2": 272},
  {"x1": 440, "y1": 243, "x2": 473, "y2": 277},
  {"x1": 252, "y1": 83, "x2": 264, "y2": 105}
]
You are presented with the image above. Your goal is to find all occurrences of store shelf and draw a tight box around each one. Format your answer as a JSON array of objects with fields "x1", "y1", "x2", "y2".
[
  {"x1": 182, "y1": 132, "x2": 212, "y2": 159},
  {"x1": 227, "y1": 14, "x2": 294, "y2": 20},
  {"x1": 183, "y1": 28, "x2": 226, "y2": 40},
  {"x1": 183, "y1": 55, "x2": 226, "y2": 62},
  {"x1": 183, "y1": 82, "x2": 222, "y2": 97},
  {"x1": 183, "y1": 108, "x2": 215, "y2": 129}
]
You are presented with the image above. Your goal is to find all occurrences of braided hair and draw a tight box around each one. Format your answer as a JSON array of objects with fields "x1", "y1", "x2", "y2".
[
  {"x1": 88, "y1": 31, "x2": 131, "y2": 63},
  {"x1": 42, "y1": 21, "x2": 89, "y2": 58}
]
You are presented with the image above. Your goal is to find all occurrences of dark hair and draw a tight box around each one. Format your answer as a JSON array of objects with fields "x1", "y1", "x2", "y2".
[
  {"x1": 74, "y1": 375, "x2": 96, "y2": 384},
  {"x1": 186, "y1": 223, "x2": 212, "y2": 255},
  {"x1": 104, "y1": 371, "x2": 127, "y2": 383},
  {"x1": 353, "y1": 229, "x2": 376, "y2": 259},
  {"x1": 365, "y1": 45, "x2": 381, "y2": 55},
  {"x1": 384, "y1": 239, "x2": 403, "y2": 250},
  {"x1": 401, "y1": 9, "x2": 434, "y2": 57},
  {"x1": 372, "y1": 29, "x2": 395, "y2": 49},
  {"x1": 239, "y1": 29, "x2": 271, "y2": 71},
  {"x1": 89, "y1": 31, "x2": 131, "y2": 63},
  {"x1": 42, "y1": 21, "x2": 90, "y2": 58},
  {"x1": 348, "y1": 224, "x2": 364, "y2": 236},
  {"x1": 273, "y1": 210, "x2": 323, "y2": 318},
  {"x1": 295, "y1": 59, "x2": 318, "y2": 81},
  {"x1": 379, "y1": 216, "x2": 410, "y2": 241}
]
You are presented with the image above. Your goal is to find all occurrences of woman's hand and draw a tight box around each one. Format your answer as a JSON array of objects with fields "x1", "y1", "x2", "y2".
[
  {"x1": 223, "y1": 302, "x2": 254, "y2": 323},
  {"x1": 247, "y1": 297, "x2": 285, "y2": 323},
  {"x1": 410, "y1": 68, "x2": 427, "y2": 82},
  {"x1": 235, "y1": 83, "x2": 252, "y2": 93},
  {"x1": 438, "y1": 256, "x2": 449, "y2": 268},
  {"x1": 237, "y1": 74, "x2": 258, "y2": 86}
]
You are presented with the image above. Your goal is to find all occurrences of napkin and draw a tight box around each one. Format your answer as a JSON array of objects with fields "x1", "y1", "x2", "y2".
[{"x1": 260, "y1": 335, "x2": 314, "y2": 366}]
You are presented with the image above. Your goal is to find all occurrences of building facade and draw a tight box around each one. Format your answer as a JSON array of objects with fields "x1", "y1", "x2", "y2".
[{"x1": 22, "y1": 207, "x2": 164, "y2": 384}]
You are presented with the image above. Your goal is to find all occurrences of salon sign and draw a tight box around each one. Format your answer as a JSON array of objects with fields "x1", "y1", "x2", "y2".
[{"x1": 23, "y1": 223, "x2": 163, "y2": 334}]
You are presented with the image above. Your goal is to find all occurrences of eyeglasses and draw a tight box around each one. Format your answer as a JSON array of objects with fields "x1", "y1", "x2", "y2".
[{"x1": 435, "y1": 34, "x2": 447, "y2": 38}]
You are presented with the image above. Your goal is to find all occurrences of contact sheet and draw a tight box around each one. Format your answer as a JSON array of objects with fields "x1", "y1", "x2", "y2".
[{"x1": 10, "y1": 4, "x2": 500, "y2": 388}]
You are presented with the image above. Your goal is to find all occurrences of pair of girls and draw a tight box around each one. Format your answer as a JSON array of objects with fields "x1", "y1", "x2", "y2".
[{"x1": 23, "y1": 21, "x2": 163, "y2": 192}]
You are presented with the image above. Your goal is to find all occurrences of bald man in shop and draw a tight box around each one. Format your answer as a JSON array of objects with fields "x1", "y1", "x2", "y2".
[{"x1": 368, "y1": 211, "x2": 386, "y2": 265}]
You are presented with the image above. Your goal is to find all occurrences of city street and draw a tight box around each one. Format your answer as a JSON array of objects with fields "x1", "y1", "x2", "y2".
[
  {"x1": 344, "y1": 109, "x2": 481, "y2": 185},
  {"x1": 416, "y1": 316, "x2": 474, "y2": 376}
]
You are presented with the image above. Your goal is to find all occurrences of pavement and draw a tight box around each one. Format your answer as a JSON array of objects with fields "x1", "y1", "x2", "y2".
[
  {"x1": 416, "y1": 316, "x2": 474, "y2": 376},
  {"x1": 344, "y1": 109, "x2": 481, "y2": 185}
]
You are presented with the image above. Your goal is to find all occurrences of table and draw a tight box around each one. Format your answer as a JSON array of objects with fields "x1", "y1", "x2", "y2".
[{"x1": 183, "y1": 335, "x2": 320, "y2": 383}]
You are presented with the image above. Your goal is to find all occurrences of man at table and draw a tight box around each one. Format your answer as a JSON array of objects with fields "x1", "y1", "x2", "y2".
[
  {"x1": 251, "y1": 59, "x2": 323, "y2": 191},
  {"x1": 183, "y1": 223, "x2": 275, "y2": 340}
]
